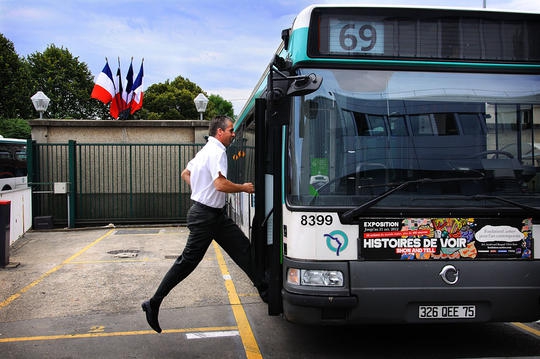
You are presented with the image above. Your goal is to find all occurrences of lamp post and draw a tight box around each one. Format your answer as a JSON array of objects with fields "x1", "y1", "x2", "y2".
[
  {"x1": 194, "y1": 93, "x2": 209, "y2": 121},
  {"x1": 31, "y1": 91, "x2": 50, "y2": 119}
]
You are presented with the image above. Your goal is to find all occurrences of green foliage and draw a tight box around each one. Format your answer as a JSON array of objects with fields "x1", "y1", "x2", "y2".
[
  {"x1": 26, "y1": 44, "x2": 105, "y2": 119},
  {"x1": 141, "y1": 76, "x2": 201, "y2": 121},
  {"x1": 0, "y1": 34, "x2": 34, "y2": 119},
  {"x1": 141, "y1": 75, "x2": 234, "y2": 121},
  {"x1": 0, "y1": 118, "x2": 31, "y2": 139},
  {"x1": 207, "y1": 94, "x2": 234, "y2": 120}
]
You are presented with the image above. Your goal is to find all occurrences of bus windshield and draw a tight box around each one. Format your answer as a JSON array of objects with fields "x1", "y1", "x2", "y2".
[{"x1": 288, "y1": 69, "x2": 540, "y2": 211}]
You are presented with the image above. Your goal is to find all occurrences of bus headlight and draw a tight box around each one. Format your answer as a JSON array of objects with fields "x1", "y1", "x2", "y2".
[{"x1": 287, "y1": 268, "x2": 344, "y2": 287}]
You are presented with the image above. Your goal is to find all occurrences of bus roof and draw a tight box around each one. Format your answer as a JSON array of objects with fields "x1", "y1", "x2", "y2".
[
  {"x1": 292, "y1": 4, "x2": 540, "y2": 30},
  {"x1": 0, "y1": 136, "x2": 27, "y2": 145}
]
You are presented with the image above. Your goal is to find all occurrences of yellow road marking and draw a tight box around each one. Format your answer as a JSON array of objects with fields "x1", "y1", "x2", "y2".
[
  {"x1": 511, "y1": 322, "x2": 540, "y2": 337},
  {"x1": 68, "y1": 258, "x2": 158, "y2": 264},
  {"x1": 0, "y1": 326, "x2": 238, "y2": 343},
  {"x1": 212, "y1": 241, "x2": 262, "y2": 359},
  {"x1": 0, "y1": 229, "x2": 115, "y2": 310}
]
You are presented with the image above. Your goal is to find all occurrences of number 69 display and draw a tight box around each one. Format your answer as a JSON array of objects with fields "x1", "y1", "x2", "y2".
[{"x1": 329, "y1": 19, "x2": 384, "y2": 54}]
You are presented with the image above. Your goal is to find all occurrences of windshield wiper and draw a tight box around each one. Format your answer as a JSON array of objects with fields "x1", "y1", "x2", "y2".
[
  {"x1": 340, "y1": 176, "x2": 485, "y2": 222},
  {"x1": 471, "y1": 194, "x2": 540, "y2": 216}
]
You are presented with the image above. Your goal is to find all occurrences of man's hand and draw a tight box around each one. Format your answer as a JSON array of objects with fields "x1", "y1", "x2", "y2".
[{"x1": 242, "y1": 182, "x2": 255, "y2": 194}]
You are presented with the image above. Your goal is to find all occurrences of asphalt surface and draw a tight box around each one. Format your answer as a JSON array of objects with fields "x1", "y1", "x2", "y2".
[
  {"x1": 1, "y1": 226, "x2": 540, "y2": 359},
  {"x1": 0, "y1": 225, "x2": 266, "y2": 358}
]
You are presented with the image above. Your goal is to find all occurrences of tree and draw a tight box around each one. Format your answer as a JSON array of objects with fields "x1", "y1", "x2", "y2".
[
  {"x1": 0, "y1": 34, "x2": 34, "y2": 119},
  {"x1": 207, "y1": 94, "x2": 234, "y2": 120},
  {"x1": 25, "y1": 45, "x2": 107, "y2": 119},
  {"x1": 0, "y1": 118, "x2": 31, "y2": 139},
  {"x1": 138, "y1": 75, "x2": 234, "y2": 121}
]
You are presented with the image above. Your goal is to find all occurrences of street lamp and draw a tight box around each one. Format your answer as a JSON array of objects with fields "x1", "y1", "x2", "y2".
[
  {"x1": 31, "y1": 91, "x2": 50, "y2": 119},
  {"x1": 194, "y1": 93, "x2": 208, "y2": 121}
]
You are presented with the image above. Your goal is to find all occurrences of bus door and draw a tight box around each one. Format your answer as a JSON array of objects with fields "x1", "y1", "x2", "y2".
[
  {"x1": 252, "y1": 68, "x2": 323, "y2": 314},
  {"x1": 252, "y1": 98, "x2": 283, "y2": 315}
]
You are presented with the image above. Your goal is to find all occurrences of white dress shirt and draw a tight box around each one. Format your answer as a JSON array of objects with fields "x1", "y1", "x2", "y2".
[{"x1": 186, "y1": 136, "x2": 228, "y2": 208}]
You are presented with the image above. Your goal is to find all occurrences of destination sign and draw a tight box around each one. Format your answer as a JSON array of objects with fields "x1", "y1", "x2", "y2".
[{"x1": 310, "y1": 8, "x2": 540, "y2": 62}]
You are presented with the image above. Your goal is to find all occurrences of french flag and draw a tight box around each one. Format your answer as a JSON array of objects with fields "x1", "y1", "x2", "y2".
[
  {"x1": 90, "y1": 62, "x2": 115, "y2": 104},
  {"x1": 130, "y1": 61, "x2": 144, "y2": 114},
  {"x1": 110, "y1": 67, "x2": 129, "y2": 119}
]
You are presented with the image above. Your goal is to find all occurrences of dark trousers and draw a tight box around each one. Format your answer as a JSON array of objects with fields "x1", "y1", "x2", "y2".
[{"x1": 151, "y1": 202, "x2": 256, "y2": 305}]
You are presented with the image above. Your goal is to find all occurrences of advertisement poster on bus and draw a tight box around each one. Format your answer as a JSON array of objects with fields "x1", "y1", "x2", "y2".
[{"x1": 360, "y1": 218, "x2": 533, "y2": 260}]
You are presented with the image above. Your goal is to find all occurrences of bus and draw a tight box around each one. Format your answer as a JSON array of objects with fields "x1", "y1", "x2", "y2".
[
  {"x1": 0, "y1": 137, "x2": 28, "y2": 191},
  {"x1": 228, "y1": 5, "x2": 540, "y2": 324}
]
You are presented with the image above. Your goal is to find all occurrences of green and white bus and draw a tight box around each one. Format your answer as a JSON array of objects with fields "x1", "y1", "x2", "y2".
[
  {"x1": 0, "y1": 137, "x2": 27, "y2": 191},
  {"x1": 228, "y1": 5, "x2": 540, "y2": 324}
]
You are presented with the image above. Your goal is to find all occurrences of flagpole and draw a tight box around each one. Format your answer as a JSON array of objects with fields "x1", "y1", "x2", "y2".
[
  {"x1": 108, "y1": 57, "x2": 118, "y2": 118},
  {"x1": 112, "y1": 57, "x2": 122, "y2": 119},
  {"x1": 127, "y1": 56, "x2": 134, "y2": 113}
]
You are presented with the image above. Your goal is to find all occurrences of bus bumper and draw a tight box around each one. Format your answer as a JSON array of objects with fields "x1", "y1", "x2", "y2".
[
  {"x1": 282, "y1": 290, "x2": 357, "y2": 308},
  {"x1": 282, "y1": 290, "x2": 357, "y2": 324},
  {"x1": 281, "y1": 260, "x2": 540, "y2": 325}
]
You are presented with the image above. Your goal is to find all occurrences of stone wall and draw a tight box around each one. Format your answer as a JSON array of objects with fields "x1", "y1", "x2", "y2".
[{"x1": 28, "y1": 119, "x2": 210, "y2": 144}]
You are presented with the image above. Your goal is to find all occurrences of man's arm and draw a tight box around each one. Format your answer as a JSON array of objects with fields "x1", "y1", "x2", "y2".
[
  {"x1": 181, "y1": 168, "x2": 191, "y2": 186},
  {"x1": 214, "y1": 172, "x2": 254, "y2": 194}
]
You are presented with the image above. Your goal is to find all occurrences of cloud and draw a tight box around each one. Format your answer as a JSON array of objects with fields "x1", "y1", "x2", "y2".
[
  {"x1": 500, "y1": 0, "x2": 540, "y2": 11},
  {"x1": 1, "y1": 0, "x2": 538, "y2": 115}
]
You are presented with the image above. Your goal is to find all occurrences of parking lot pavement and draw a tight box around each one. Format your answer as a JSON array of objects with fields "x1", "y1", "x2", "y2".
[
  {"x1": 0, "y1": 226, "x2": 264, "y2": 358},
  {"x1": 2, "y1": 227, "x2": 540, "y2": 359}
]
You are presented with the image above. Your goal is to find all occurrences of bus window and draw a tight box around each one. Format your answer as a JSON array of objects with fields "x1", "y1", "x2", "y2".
[
  {"x1": 410, "y1": 115, "x2": 435, "y2": 136},
  {"x1": 388, "y1": 116, "x2": 408, "y2": 136},
  {"x1": 353, "y1": 113, "x2": 387, "y2": 136},
  {"x1": 458, "y1": 113, "x2": 485, "y2": 135},
  {"x1": 410, "y1": 113, "x2": 460, "y2": 136},
  {"x1": 433, "y1": 113, "x2": 459, "y2": 135},
  {"x1": 0, "y1": 138, "x2": 28, "y2": 191},
  {"x1": 15, "y1": 150, "x2": 27, "y2": 161}
]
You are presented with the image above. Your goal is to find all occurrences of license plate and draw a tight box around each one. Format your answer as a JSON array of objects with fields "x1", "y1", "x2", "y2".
[{"x1": 418, "y1": 305, "x2": 476, "y2": 319}]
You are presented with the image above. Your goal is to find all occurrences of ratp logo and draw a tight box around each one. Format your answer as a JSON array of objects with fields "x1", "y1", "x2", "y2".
[{"x1": 324, "y1": 230, "x2": 349, "y2": 256}]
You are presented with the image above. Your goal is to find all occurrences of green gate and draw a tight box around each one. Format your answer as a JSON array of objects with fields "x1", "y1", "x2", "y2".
[{"x1": 27, "y1": 140, "x2": 203, "y2": 227}]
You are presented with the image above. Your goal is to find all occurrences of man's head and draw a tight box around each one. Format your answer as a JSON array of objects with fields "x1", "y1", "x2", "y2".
[{"x1": 209, "y1": 116, "x2": 235, "y2": 147}]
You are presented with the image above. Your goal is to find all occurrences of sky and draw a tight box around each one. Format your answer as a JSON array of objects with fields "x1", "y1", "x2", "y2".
[{"x1": 1, "y1": 0, "x2": 540, "y2": 115}]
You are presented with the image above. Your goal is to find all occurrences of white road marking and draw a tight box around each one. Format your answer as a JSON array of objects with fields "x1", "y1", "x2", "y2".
[{"x1": 186, "y1": 330, "x2": 239, "y2": 339}]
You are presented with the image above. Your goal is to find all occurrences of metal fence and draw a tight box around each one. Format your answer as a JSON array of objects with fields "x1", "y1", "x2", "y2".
[{"x1": 27, "y1": 140, "x2": 203, "y2": 227}]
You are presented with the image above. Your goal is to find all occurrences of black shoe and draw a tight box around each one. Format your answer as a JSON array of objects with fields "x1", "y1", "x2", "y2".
[{"x1": 142, "y1": 300, "x2": 162, "y2": 333}]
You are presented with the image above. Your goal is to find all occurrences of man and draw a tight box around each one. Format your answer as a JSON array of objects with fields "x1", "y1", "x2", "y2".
[{"x1": 142, "y1": 115, "x2": 264, "y2": 333}]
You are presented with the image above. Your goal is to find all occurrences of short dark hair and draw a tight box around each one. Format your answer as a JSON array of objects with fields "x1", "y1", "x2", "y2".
[{"x1": 209, "y1": 116, "x2": 232, "y2": 136}]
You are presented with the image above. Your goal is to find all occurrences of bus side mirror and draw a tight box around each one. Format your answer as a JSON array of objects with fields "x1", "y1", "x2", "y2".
[
  {"x1": 281, "y1": 28, "x2": 291, "y2": 50},
  {"x1": 287, "y1": 74, "x2": 322, "y2": 97},
  {"x1": 266, "y1": 56, "x2": 323, "y2": 100}
]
